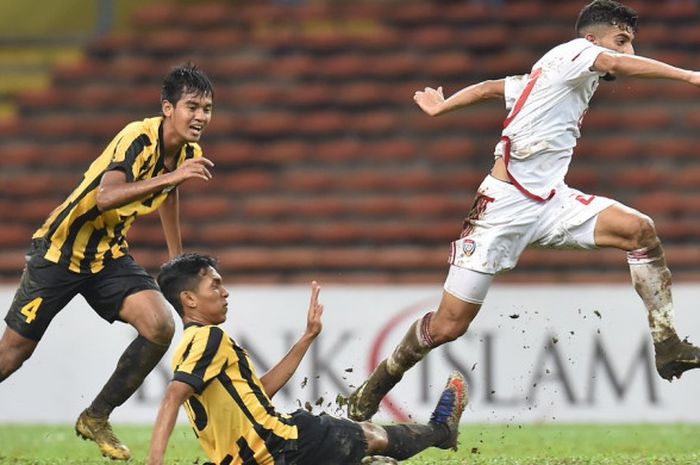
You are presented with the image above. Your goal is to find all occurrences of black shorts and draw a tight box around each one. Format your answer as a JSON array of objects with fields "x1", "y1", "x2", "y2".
[
  {"x1": 4, "y1": 239, "x2": 159, "y2": 341},
  {"x1": 285, "y1": 410, "x2": 368, "y2": 465}
]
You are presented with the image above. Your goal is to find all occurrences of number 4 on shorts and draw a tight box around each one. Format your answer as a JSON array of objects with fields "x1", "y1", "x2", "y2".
[{"x1": 20, "y1": 297, "x2": 43, "y2": 324}]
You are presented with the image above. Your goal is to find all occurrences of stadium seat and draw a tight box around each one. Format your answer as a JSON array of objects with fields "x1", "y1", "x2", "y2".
[{"x1": 130, "y1": 4, "x2": 178, "y2": 29}]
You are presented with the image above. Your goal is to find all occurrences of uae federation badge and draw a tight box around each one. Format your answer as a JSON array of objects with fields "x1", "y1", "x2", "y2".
[{"x1": 462, "y1": 239, "x2": 476, "y2": 256}]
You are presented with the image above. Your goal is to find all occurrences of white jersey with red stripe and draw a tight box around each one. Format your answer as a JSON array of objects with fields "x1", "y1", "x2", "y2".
[{"x1": 494, "y1": 38, "x2": 612, "y2": 200}]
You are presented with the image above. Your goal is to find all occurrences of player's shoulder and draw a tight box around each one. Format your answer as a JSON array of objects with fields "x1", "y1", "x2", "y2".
[
  {"x1": 543, "y1": 38, "x2": 591, "y2": 58},
  {"x1": 116, "y1": 116, "x2": 162, "y2": 142}
]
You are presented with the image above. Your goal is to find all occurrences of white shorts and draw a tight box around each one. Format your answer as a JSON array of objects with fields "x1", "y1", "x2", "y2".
[
  {"x1": 444, "y1": 265, "x2": 494, "y2": 304},
  {"x1": 448, "y1": 175, "x2": 618, "y2": 276}
]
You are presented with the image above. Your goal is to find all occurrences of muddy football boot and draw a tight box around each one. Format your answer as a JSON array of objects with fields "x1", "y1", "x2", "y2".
[
  {"x1": 348, "y1": 360, "x2": 402, "y2": 421},
  {"x1": 429, "y1": 371, "x2": 468, "y2": 450},
  {"x1": 654, "y1": 335, "x2": 700, "y2": 381},
  {"x1": 75, "y1": 409, "x2": 131, "y2": 460}
]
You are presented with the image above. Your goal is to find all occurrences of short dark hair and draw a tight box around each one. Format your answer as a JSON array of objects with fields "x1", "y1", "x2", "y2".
[
  {"x1": 160, "y1": 63, "x2": 214, "y2": 105},
  {"x1": 157, "y1": 253, "x2": 219, "y2": 317},
  {"x1": 575, "y1": 0, "x2": 638, "y2": 36}
]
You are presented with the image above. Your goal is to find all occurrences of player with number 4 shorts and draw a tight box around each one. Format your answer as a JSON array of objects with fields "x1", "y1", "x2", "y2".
[{"x1": 0, "y1": 64, "x2": 215, "y2": 460}]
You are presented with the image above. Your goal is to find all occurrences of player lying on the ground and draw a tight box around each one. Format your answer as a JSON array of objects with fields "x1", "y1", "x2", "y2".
[
  {"x1": 147, "y1": 253, "x2": 467, "y2": 465},
  {"x1": 348, "y1": 0, "x2": 700, "y2": 423},
  {"x1": 0, "y1": 63, "x2": 215, "y2": 460}
]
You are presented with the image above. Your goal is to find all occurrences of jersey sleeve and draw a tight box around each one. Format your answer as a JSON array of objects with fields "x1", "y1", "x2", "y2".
[
  {"x1": 561, "y1": 39, "x2": 609, "y2": 83},
  {"x1": 180, "y1": 143, "x2": 203, "y2": 164},
  {"x1": 173, "y1": 326, "x2": 233, "y2": 392},
  {"x1": 504, "y1": 74, "x2": 530, "y2": 111},
  {"x1": 106, "y1": 128, "x2": 155, "y2": 182}
]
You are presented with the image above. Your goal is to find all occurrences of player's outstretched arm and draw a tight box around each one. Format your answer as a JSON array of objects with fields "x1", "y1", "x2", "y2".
[
  {"x1": 147, "y1": 380, "x2": 194, "y2": 465},
  {"x1": 260, "y1": 281, "x2": 324, "y2": 399},
  {"x1": 593, "y1": 51, "x2": 700, "y2": 85},
  {"x1": 414, "y1": 79, "x2": 506, "y2": 116},
  {"x1": 96, "y1": 157, "x2": 214, "y2": 211}
]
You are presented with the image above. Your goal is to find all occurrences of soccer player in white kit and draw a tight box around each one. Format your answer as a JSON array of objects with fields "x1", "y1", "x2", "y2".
[{"x1": 348, "y1": 0, "x2": 700, "y2": 422}]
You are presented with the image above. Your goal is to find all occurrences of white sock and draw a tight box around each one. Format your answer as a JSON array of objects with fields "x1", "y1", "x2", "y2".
[
  {"x1": 627, "y1": 246, "x2": 677, "y2": 344},
  {"x1": 386, "y1": 312, "x2": 434, "y2": 376}
]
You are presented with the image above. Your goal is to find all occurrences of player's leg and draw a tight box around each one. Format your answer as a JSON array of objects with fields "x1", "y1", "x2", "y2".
[
  {"x1": 1, "y1": 242, "x2": 82, "y2": 381},
  {"x1": 84, "y1": 289, "x2": 174, "y2": 417},
  {"x1": 0, "y1": 328, "x2": 37, "y2": 382},
  {"x1": 289, "y1": 372, "x2": 467, "y2": 465},
  {"x1": 76, "y1": 289, "x2": 173, "y2": 460},
  {"x1": 594, "y1": 203, "x2": 700, "y2": 381},
  {"x1": 348, "y1": 176, "x2": 530, "y2": 422},
  {"x1": 76, "y1": 258, "x2": 174, "y2": 460},
  {"x1": 538, "y1": 190, "x2": 700, "y2": 381},
  {"x1": 348, "y1": 267, "x2": 490, "y2": 421},
  {"x1": 361, "y1": 371, "x2": 468, "y2": 462}
]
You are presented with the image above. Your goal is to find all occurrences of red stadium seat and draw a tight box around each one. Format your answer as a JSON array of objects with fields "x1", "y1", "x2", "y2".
[{"x1": 130, "y1": 4, "x2": 178, "y2": 29}]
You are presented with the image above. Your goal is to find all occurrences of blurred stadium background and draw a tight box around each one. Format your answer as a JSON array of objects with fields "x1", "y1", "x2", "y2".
[
  {"x1": 2, "y1": 0, "x2": 700, "y2": 285},
  {"x1": 2, "y1": 4, "x2": 700, "y2": 464}
]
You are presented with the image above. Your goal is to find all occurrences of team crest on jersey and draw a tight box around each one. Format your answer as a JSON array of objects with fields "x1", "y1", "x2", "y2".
[{"x1": 462, "y1": 239, "x2": 476, "y2": 256}]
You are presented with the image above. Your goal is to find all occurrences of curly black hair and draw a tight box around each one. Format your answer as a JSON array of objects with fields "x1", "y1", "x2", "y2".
[{"x1": 575, "y1": 0, "x2": 638, "y2": 36}]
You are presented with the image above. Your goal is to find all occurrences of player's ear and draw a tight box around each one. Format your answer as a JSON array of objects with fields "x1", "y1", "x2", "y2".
[
  {"x1": 180, "y1": 290, "x2": 197, "y2": 310},
  {"x1": 162, "y1": 99, "x2": 174, "y2": 117}
]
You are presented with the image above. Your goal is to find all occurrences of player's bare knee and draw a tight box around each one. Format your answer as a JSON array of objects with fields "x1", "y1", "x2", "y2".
[
  {"x1": 360, "y1": 421, "x2": 388, "y2": 453},
  {"x1": 141, "y1": 310, "x2": 175, "y2": 345},
  {"x1": 153, "y1": 313, "x2": 175, "y2": 344},
  {"x1": 430, "y1": 301, "x2": 474, "y2": 344},
  {"x1": 0, "y1": 356, "x2": 24, "y2": 381},
  {"x1": 0, "y1": 363, "x2": 14, "y2": 382},
  {"x1": 630, "y1": 214, "x2": 659, "y2": 250},
  {"x1": 430, "y1": 319, "x2": 469, "y2": 345},
  {"x1": 0, "y1": 341, "x2": 34, "y2": 381}
]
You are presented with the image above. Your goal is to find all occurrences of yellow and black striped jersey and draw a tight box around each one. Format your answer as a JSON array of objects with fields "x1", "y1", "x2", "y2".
[
  {"x1": 32, "y1": 116, "x2": 202, "y2": 274},
  {"x1": 172, "y1": 324, "x2": 298, "y2": 465}
]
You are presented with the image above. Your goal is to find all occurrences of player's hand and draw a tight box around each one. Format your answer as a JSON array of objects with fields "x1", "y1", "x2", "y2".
[
  {"x1": 305, "y1": 281, "x2": 324, "y2": 339},
  {"x1": 168, "y1": 157, "x2": 214, "y2": 185},
  {"x1": 414, "y1": 86, "x2": 445, "y2": 116},
  {"x1": 689, "y1": 71, "x2": 700, "y2": 87}
]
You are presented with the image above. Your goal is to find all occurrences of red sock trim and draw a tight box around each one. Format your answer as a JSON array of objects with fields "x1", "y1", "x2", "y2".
[
  {"x1": 420, "y1": 312, "x2": 435, "y2": 348},
  {"x1": 627, "y1": 245, "x2": 663, "y2": 264}
]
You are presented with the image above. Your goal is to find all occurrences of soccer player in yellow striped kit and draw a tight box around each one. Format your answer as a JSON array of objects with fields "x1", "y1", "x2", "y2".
[
  {"x1": 148, "y1": 253, "x2": 467, "y2": 465},
  {"x1": 0, "y1": 63, "x2": 214, "y2": 460}
]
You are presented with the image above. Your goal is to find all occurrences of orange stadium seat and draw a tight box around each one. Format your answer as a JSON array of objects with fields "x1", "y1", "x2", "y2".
[
  {"x1": 440, "y1": 3, "x2": 492, "y2": 24},
  {"x1": 407, "y1": 26, "x2": 460, "y2": 50},
  {"x1": 424, "y1": 139, "x2": 477, "y2": 162},
  {"x1": 502, "y1": 2, "x2": 544, "y2": 21},
  {"x1": 181, "y1": 3, "x2": 234, "y2": 29},
  {"x1": 366, "y1": 139, "x2": 418, "y2": 162},
  {"x1": 130, "y1": 4, "x2": 178, "y2": 29},
  {"x1": 425, "y1": 53, "x2": 474, "y2": 79},
  {"x1": 653, "y1": 2, "x2": 699, "y2": 20},
  {"x1": 644, "y1": 138, "x2": 696, "y2": 159}
]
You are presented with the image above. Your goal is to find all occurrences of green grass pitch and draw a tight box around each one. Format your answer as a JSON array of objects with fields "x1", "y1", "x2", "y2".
[{"x1": 1, "y1": 424, "x2": 699, "y2": 464}]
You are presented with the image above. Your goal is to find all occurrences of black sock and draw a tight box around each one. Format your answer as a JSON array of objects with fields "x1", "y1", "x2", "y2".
[
  {"x1": 87, "y1": 335, "x2": 168, "y2": 418},
  {"x1": 382, "y1": 423, "x2": 449, "y2": 460}
]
